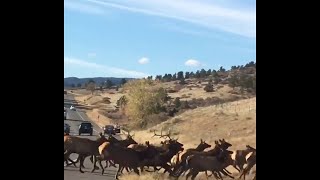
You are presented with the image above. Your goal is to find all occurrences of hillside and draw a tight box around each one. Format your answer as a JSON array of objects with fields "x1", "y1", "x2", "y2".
[
  {"x1": 67, "y1": 62, "x2": 256, "y2": 179},
  {"x1": 64, "y1": 77, "x2": 135, "y2": 88}
]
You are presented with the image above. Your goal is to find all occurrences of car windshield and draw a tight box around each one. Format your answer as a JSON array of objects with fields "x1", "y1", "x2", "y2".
[{"x1": 81, "y1": 123, "x2": 92, "y2": 127}]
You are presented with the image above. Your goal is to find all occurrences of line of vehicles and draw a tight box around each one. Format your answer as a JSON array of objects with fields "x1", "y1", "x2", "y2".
[
  {"x1": 64, "y1": 105, "x2": 120, "y2": 136},
  {"x1": 64, "y1": 122, "x2": 121, "y2": 136}
]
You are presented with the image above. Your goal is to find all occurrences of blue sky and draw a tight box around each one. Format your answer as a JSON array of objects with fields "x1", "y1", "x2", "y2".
[{"x1": 64, "y1": 0, "x2": 256, "y2": 78}]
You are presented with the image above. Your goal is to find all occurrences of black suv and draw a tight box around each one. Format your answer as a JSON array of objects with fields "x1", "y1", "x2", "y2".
[{"x1": 79, "y1": 122, "x2": 93, "y2": 136}]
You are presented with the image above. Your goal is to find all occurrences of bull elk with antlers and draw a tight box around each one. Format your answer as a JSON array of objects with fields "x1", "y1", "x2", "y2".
[{"x1": 136, "y1": 129, "x2": 184, "y2": 175}]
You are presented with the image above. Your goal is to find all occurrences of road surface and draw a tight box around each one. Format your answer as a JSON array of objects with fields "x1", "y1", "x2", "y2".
[{"x1": 64, "y1": 94, "x2": 118, "y2": 180}]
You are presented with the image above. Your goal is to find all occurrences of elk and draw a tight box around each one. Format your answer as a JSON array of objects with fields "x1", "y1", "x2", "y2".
[
  {"x1": 232, "y1": 144, "x2": 256, "y2": 172},
  {"x1": 238, "y1": 145, "x2": 256, "y2": 180},
  {"x1": 64, "y1": 133, "x2": 108, "y2": 173},
  {"x1": 139, "y1": 130, "x2": 184, "y2": 175},
  {"x1": 171, "y1": 139, "x2": 211, "y2": 167},
  {"x1": 173, "y1": 139, "x2": 233, "y2": 179},
  {"x1": 97, "y1": 140, "x2": 154, "y2": 179},
  {"x1": 91, "y1": 131, "x2": 138, "y2": 169},
  {"x1": 127, "y1": 140, "x2": 167, "y2": 172},
  {"x1": 184, "y1": 147, "x2": 234, "y2": 180},
  {"x1": 127, "y1": 129, "x2": 180, "y2": 172}
]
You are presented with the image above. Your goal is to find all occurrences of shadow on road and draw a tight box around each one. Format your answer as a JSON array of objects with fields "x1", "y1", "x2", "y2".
[
  {"x1": 64, "y1": 167, "x2": 116, "y2": 177},
  {"x1": 65, "y1": 119, "x2": 84, "y2": 122}
]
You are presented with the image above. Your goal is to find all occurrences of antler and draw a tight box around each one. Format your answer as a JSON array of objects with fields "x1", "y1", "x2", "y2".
[{"x1": 152, "y1": 129, "x2": 172, "y2": 140}]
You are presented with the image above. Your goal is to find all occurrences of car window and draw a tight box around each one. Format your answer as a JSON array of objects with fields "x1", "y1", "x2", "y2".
[{"x1": 81, "y1": 123, "x2": 92, "y2": 126}]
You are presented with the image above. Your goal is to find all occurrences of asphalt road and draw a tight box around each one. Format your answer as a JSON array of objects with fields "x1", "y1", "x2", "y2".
[{"x1": 64, "y1": 94, "x2": 118, "y2": 180}]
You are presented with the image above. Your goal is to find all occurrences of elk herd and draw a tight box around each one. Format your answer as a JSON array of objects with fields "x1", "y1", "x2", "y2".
[{"x1": 64, "y1": 130, "x2": 256, "y2": 180}]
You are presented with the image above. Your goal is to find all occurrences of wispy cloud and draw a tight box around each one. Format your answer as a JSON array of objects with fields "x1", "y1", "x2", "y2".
[
  {"x1": 138, "y1": 57, "x2": 149, "y2": 64},
  {"x1": 81, "y1": 0, "x2": 255, "y2": 38},
  {"x1": 64, "y1": 0, "x2": 105, "y2": 15},
  {"x1": 87, "y1": 52, "x2": 96, "y2": 58},
  {"x1": 185, "y1": 59, "x2": 202, "y2": 67},
  {"x1": 64, "y1": 57, "x2": 149, "y2": 78}
]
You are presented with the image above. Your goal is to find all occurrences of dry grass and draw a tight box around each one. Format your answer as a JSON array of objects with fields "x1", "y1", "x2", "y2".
[
  {"x1": 126, "y1": 98, "x2": 255, "y2": 144},
  {"x1": 168, "y1": 84, "x2": 240, "y2": 101},
  {"x1": 131, "y1": 97, "x2": 256, "y2": 174}
]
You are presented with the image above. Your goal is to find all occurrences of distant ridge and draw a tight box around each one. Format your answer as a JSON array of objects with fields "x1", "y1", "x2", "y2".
[{"x1": 64, "y1": 77, "x2": 135, "y2": 87}]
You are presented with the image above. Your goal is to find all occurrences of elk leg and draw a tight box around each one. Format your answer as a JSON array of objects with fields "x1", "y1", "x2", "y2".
[
  {"x1": 66, "y1": 158, "x2": 77, "y2": 167},
  {"x1": 79, "y1": 155, "x2": 85, "y2": 173},
  {"x1": 162, "y1": 164, "x2": 172, "y2": 174},
  {"x1": 239, "y1": 165, "x2": 244, "y2": 172},
  {"x1": 104, "y1": 160, "x2": 108, "y2": 168},
  {"x1": 212, "y1": 172, "x2": 220, "y2": 180},
  {"x1": 216, "y1": 171, "x2": 224, "y2": 180},
  {"x1": 223, "y1": 168, "x2": 232, "y2": 175},
  {"x1": 239, "y1": 169, "x2": 246, "y2": 180},
  {"x1": 109, "y1": 160, "x2": 117, "y2": 167},
  {"x1": 91, "y1": 155, "x2": 97, "y2": 173},
  {"x1": 133, "y1": 167, "x2": 140, "y2": 175},
  {"x1": 64, "y1": 151, "x2": 78, "y2": 167},
  {"x1": 64, "y1": 151, "x2": 72, "y2": 163},
  {"x1": 181, "y1": 164, "x2": 190, "y2": 177},
  {"x1": 89, "y1": 155, "x2": 93, "y2": 163},
  {"x1": 98, "y1": 159, "x2": 104, "y2": 175},
  {"x1": 79, "y1": 155, "x2": 86, "y2": 169},
  {"x1": 153, "y1": 166, "x2": 161, "y2": 171},
  {"x1": 119, "y1": 166, "x2": 125, "y2": 174},
  {"x1": 139, "y1": 165, "x2": 144, "y2": 173},
  {"x1": 120, "y1": 166, "x2": 125, "y2": 173},
  {"x1": 76, "y1": 154, "x2": 88, "y2": 169},
  {"x1": 204, "y1": 171, "x2": 210, "y2": 180},
  {"x1": 233, "y1": 164, "x2": 241, "y2": 172},
  {"x1": 186, "y1": 170, "x2": 192, "y2": 180},
  {"x1": 239, "y1": 162, "x2": 254, "y2": 180},
  {"x1": 115, "y1": 165, "x2": 122, "y2": 179},
  {"x1": 219, "y1": 169, "x2": 234, "y2": 179},
  {"x1": 190, "y1": 169, "x2": 199, "y2": 180},
  {"x1": 125, "y1": 167, "x2": 131, "y2": 173},
  {"x1": 173, "y1": 164, "x2": 186, "y2": 177}
]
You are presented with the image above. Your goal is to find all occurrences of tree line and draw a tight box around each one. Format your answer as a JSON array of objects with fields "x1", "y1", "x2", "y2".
[{"x1": 149, "y1": 61, "x2": 255, "y2": 82}]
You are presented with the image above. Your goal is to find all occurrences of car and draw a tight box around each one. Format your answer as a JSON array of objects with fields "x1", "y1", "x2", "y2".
[
  {"x1": 103, "y1": 125, "x2": 115, "y2": 135},
  {"x1": 64, "y1": 123, "x2": 70, "y2": 135},
  {"x1": 70, "y1": 105, "x2": 76, "y2": 111},
  {"x1": 79, "y1": 122, "x2": 93, "y2": 136},
  {"x1": 103, "y1": 125, "x2": 120, "y2": 135},
  {"x1": 64, "y1": 108, "x2": 67, "y2": 120}
]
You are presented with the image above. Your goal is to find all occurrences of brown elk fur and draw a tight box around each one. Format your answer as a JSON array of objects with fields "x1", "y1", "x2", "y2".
[
  {"x1": 64, "y1": 134, "x2": 107, "y2": 173},
  {"x1": 184, "y1": 148, "x2": 234, "y2": 180},
  {"x1": 238, "y1": 145, "x2": 256, "y2": 180}
]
